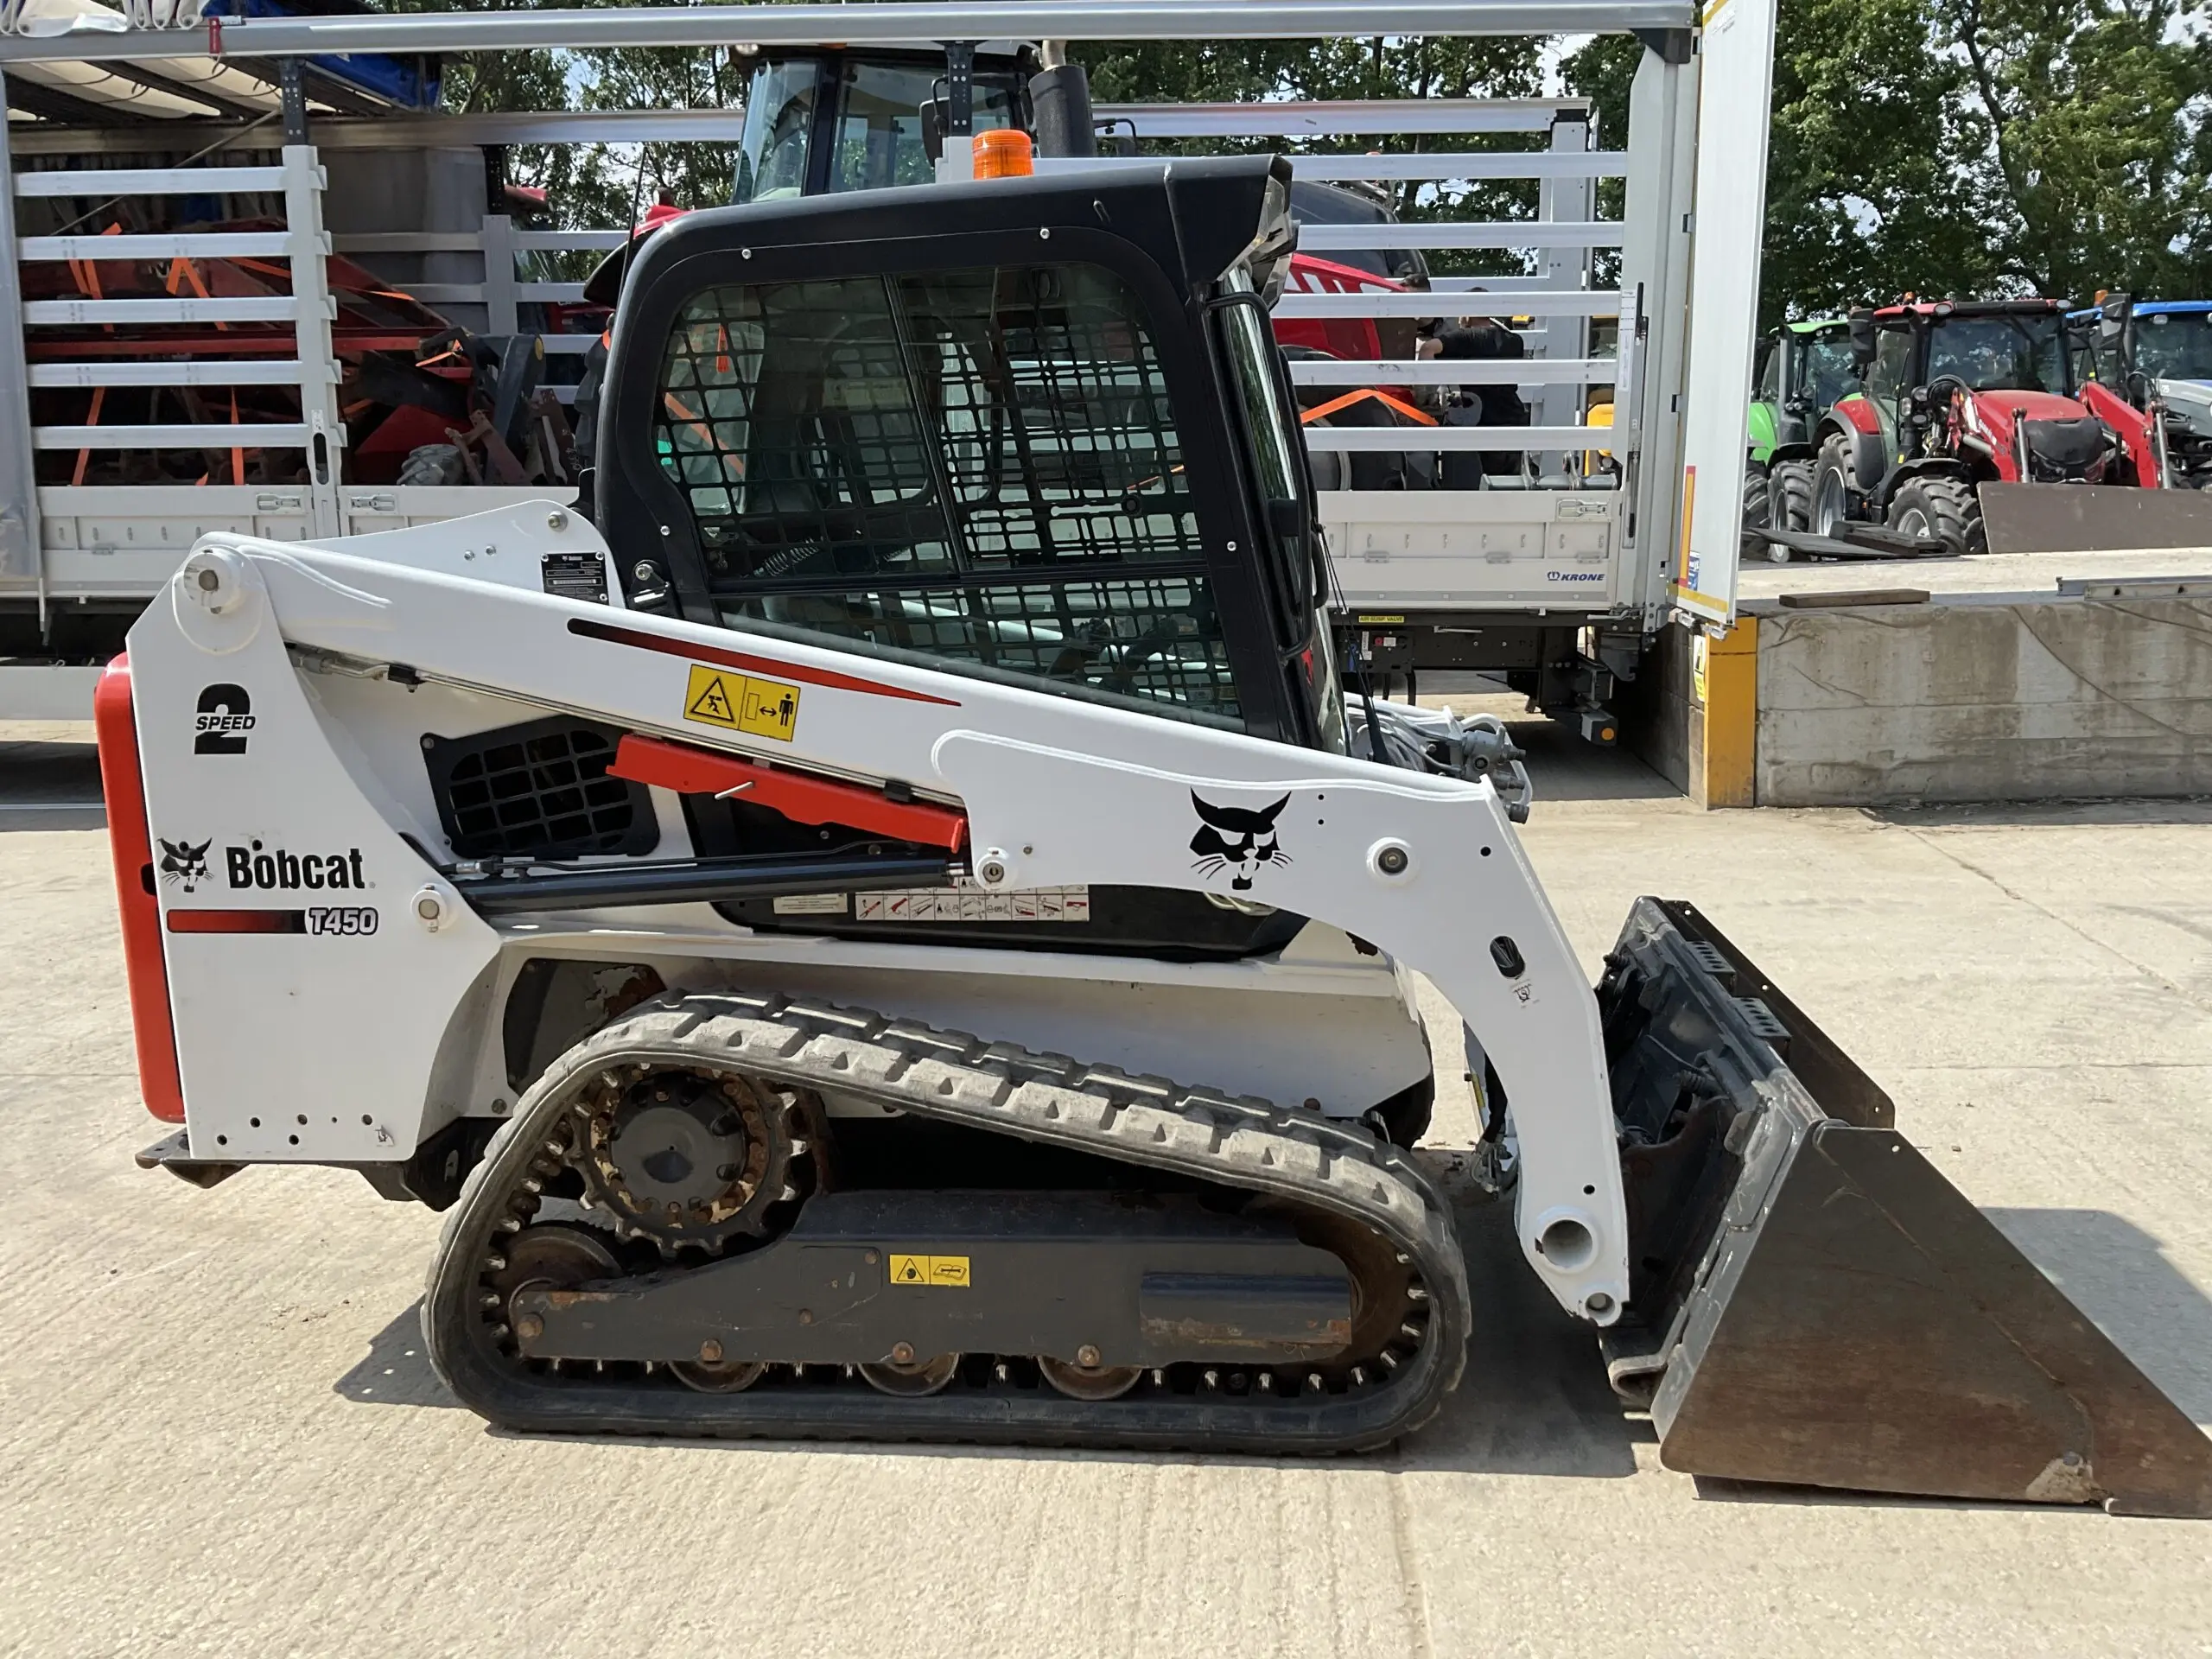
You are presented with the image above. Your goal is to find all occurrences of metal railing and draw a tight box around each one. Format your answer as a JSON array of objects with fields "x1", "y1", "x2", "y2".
[
  {"x1": 299, "y1": 101, "x2": 1630, "y2": 440},
  {"x1": 10, "y1": 143, "x2": 346, "y2": 532},
  {"x1": 0, "y1": 1, "x2": 1698, "y2": 61},
  {"x1": 0, "y1": 90, "x2": 1647, "y2": 576}
]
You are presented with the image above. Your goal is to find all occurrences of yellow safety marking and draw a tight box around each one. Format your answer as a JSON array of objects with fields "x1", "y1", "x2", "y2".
[
  {"x1": 684, "y1": 664, "x2": 800, "y2": 742},
  {"x1": 888, "y1": 1252, "x2": 971, "y2": 1287},
  {"x1": 736, "y1": 674, "x2": 801, "y2": 741},
  {"x1": 684, "y1": 665, "x2": 741, "y2": 728},
  {"x1": 1699, "y1": 619, "x2": 1760, "y2": 810},
  {"x1": 1355, "y1": 613, "x2": 1406, "y2": 624}
]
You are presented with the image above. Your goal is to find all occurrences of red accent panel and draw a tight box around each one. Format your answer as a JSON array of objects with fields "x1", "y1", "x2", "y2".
[
  {"x1": 611, "y1": 734, "x2": 968, "y2": 852},
  {"x1": 1833, "y1": 397, "x2": 1882, "y2": 435},
  {"x1": 93, "y1": 656, "x2": 185, "y2": 1124},
  {"x1": 168, "y1": 911, "x2": 305, "y2": 935},
  {"x1": 569, "y1": 618, "x2": 961, "y2": 707},
  {"x1": 2078, "y1": 380, "x2": 2159, "y2": 486}
]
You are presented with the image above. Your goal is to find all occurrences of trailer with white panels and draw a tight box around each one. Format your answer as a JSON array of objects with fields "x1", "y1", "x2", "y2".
[{"x1": 0, "y1": 0, "x2": 1770, "y2": 729}]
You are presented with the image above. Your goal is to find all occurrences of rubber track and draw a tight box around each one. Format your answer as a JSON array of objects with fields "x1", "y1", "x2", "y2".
[{"x1": 424, "y1": 990, "x2": 1472, "y2": 1452}]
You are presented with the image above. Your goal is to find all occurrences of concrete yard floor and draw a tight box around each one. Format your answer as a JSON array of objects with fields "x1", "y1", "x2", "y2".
[{"x1": 1, "y1": 723, "x2": 2208, "y2": 1657}]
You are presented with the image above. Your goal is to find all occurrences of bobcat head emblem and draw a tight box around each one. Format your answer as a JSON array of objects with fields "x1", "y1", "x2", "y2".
[
  {"x1": 1189, "y1": 792, "x2": 1292, "y2": 892},
  {"x1": 157, "y1": 837, "x2": 212, "y2": 893}
]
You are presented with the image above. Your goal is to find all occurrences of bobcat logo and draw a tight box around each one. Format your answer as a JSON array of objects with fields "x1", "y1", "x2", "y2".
[
  {"x1": 157, "y1": 837, "x2": 212, "y2": 893},
  {"x1": 1189, "y1": 792, "x2": 1292, "y2": 891}
]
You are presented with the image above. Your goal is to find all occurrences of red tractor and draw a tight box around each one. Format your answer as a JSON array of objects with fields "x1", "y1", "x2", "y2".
[{"x1": 1811, "y1": 298, "x2": 2154, "y2": 556}]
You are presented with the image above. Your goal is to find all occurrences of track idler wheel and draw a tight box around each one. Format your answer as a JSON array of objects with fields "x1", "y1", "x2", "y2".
[
  {"x1": 671, "y1": 1355, "x2": 769, "y2": 1394},
  {"x1": 1039, "y1": 1355, "x2": 1144, "y2": 1401},
  {"x1": 492, "y1": 1224, "x2": 620, "y2": 1344},
  {"x1": 859, "y1": 1351, "x2": 960, "y2": 1396}
]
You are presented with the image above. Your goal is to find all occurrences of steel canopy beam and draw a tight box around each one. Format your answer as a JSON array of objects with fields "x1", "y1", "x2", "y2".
[
  {"x1": 0, "y1": 1, "x2": 1699, "y2": 65},
  {"x1": 6, "y1": 106, "x2": 1622, "y2": 155}
]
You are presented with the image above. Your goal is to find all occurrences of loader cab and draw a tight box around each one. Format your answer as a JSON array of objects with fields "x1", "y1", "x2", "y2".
[
  {"x1": 588, "y1": 157, "x2": 1351, "y2": 959},
  {"x1": 1749, "y1": 319, "x2": 1853, "y2": 461},
  {"x1": 2124, "y1": 302, "x2": 2212, "y2": 385},
  {"x1": 2072, "y1": 298, "x2": 2212, "y2": 397},
  {"x1": 1846, "y1": 299, "x2": 2078, "y2": 463},
  {"x1": 599, "y1": 156, "x2": 1325, "y2": 742}
]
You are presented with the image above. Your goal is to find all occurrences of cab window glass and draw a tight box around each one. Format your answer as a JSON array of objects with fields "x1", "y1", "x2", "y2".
[
  {"x1": 731, "y1": 60, "x2": 817, "y2": 205},
  {"x1": 653, "y1": 262, "x2": 1239, "y2": 722},
  {"x1": 1801, "y1": 334, "x2": 1858, "y2": 411},
  {"x1": 833, "y1": 61, "x2": 1017, "y2": 194},
  {"x1": 1926, "y1": 315, "x2": 2066, "y2": 394},
  {"x1": 2135, "y1": 312, "x2": 2212, "y2": 381},
  {"x1": 1867, "y1": 327, "x2": 1916, "y2": 404}
]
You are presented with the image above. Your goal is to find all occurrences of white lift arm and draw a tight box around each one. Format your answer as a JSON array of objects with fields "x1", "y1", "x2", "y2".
[{"x1": 130, "y1": 527, "x2": 1630, "y2": 1325}]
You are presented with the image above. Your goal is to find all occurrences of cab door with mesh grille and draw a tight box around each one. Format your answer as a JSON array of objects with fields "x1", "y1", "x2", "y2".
[{"x1": 650, "y1": 259, "x2": 1249, "y2": 728}]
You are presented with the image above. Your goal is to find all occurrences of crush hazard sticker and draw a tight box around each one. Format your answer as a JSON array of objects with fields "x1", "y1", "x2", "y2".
[
  {"x1": 684, "y1": 663, "x2": 800, "y2": 742},
  {"x1": 888, "y1": 1253, "x2": 972, "y2": 1287}
]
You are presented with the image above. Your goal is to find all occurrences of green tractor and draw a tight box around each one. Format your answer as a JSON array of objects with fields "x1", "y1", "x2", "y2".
[{"x1": 1745, "y1": 318, "x2": 1856, "y2": 532}]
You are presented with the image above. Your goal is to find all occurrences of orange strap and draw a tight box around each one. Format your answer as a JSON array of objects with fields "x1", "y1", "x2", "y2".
[
  {"x1": 1299, "y1": 386, "x2": 1439, "y2": 428},
  {"x1": 166, "y1": 254, "x2": 231, "y2": 334},
  {"x1": 73, "y1": 386, "x2": 104, "y2": 486},
  {"x1": 661, "y1": 391, "x2": 744, "y2": 480}
]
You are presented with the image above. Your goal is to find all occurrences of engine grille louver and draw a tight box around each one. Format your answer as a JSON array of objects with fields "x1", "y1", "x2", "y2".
[{"x1": 423, "y1": 717, "x2": 660, "y2": 861}]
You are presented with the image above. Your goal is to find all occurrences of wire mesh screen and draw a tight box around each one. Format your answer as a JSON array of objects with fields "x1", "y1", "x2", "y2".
[
  {"x1": 424, "y1": 720, "x2": 658, "y2": 861},
  {"x1": 721, "y1": 577, "x2": 1236, "y2": 711},
  {"x1": 654, "y1": 262, "x2": 1237, "y2": 721}
]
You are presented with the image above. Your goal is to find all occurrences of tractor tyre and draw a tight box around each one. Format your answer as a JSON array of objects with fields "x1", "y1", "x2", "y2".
[
  {"x1": 1812, "y1": 433, "x2": 1858, "y2": 537},
  {"x1": 1888, "y1": 475, "x2": 1986, "y2": 557},
  {"x1": 1769, "y1": 459, "x2": 1815, "y2": 533},
  {"x1": 1743, "y1": 461, "x2": 1771, "y2": 533}
]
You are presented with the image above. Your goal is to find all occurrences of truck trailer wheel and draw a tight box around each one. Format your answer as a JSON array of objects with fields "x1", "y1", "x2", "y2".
[{"x1": 1888, "y1": 475, "x2": 1986, "y2": 556}]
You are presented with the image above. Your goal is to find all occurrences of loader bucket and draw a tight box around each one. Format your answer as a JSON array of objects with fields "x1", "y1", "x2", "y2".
[{"x1": 1597, "y1": 898, "x2": 2212, "y2": 1516}]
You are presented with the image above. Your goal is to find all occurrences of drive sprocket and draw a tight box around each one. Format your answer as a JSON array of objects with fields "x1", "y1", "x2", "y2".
[{"x1": 573, "y1": 1064, "x2": 814, "y2": 1255}]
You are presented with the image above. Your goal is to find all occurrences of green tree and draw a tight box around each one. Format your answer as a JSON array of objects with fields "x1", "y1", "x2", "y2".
[
  {"x1": 411, "y1": 6, "x2": 2212, "y2": 315},
  {"x1": 1090, "y1": 36, "x2": 1554, "y2": 278},
  {"x1": 1761, "y1": 0, "x2": 1995, "y2": 321},
  {"x1": 1942, "y1": 0, "x2": 2212, "y2": 298}
]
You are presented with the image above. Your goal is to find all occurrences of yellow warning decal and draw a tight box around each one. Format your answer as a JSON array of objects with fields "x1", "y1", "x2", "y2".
[
  {"x1": 684, "y1": 664, "x2": 800, "y2": 742},
  {"x1": 1354, "y1": 613, "x2": 1406, "y2": 624},
  {"x1": 888, "y1": 1253, "x2": 971, "y2": 1287}
]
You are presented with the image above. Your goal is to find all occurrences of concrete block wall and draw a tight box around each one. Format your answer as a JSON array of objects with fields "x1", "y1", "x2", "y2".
[
  {"x1": 1755, "y1": 594, "x2": 2212, "y2": 804},
  {"x1": 1623, "y1": 591, "x2": 2212, "y2": 807}
]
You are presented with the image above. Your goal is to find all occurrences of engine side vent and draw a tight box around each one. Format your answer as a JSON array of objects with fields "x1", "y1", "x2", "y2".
[{"x1": 423, "y1": 716, "x2": 659, "y2": 861}]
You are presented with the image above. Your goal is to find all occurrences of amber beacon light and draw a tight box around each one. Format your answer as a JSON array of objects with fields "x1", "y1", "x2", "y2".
[{"x1": 973, "y1": 128, "x2": 1035, "y2": 178}]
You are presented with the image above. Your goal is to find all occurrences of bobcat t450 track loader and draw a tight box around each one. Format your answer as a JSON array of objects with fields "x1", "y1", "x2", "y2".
[{"x1": 100, "y1": 157, "x2": 2211, "y2": 1514}]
